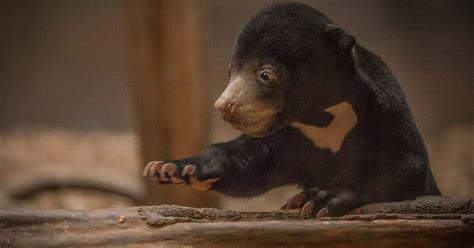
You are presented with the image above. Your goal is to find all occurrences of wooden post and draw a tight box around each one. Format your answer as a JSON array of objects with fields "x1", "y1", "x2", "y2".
[{"x1": 128, "y1": 0, "x2": 215, "y2": 206}]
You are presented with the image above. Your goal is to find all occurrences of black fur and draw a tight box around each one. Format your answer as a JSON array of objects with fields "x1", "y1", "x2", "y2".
[{"x1": 152, "y1": 3, "x2": 440, "y2": 216}]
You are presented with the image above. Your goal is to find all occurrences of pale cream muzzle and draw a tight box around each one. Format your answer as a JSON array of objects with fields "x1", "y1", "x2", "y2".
[{"x1": 214, "y1": 75, "x2": 277, "y2": 135}]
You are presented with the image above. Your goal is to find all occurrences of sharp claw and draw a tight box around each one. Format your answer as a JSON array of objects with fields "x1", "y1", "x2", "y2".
[
  {"x1": 170, "y1": 177, "x2": 185, "y2": 184},
  {"x1": 189, "y1": 177, "x2": 220, "y2": 191},
  {"x1": 143, "y1": 162, "x2": 155, "y2": 176},
  {"x1": 164, "y1": 163, "x2": 177, "y2": 175},
  {"x1": 316, "y1": 207, "x2": 329, "y2": 218},
  {"x1": 164, "y1": 163, "x2": 185, "y2": 184},
  {"x1": 164, "y1": 163, "x2": 184, "y2": 184},
  {"x1": 143, "y1": 161, "x2": 164, "y2": 177},
  {"x1": 154, "y1": 162, "x2": 165, "y2": 181},
  {"x1": 159, "y1": 163, "x2": 175, "y2": 181},
  {"x1": 301, "y1": 201, "x2": 315, "y2": 217},
  {"x1": 283, "y1": 193, "x2": 306, "y2": 210},
  {"x1": 182, "y1": 164, "x2": 197, "y2": 177}
]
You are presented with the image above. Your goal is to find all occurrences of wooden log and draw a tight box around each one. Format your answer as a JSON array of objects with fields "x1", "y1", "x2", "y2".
[
  {"x1": 128, "y1": 0, "x2": 215, "y2": 207},
  {"x1": 1, "y1": 196, "x2": 473, "y2": 247},
  {"x1": 348, "y1": 195, "x2": 473, "y2": 215}
]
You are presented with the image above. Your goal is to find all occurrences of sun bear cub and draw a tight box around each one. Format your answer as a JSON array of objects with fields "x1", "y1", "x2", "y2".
[{"x1": 143, "y1": 3, "x2": 440, "y2": 217}]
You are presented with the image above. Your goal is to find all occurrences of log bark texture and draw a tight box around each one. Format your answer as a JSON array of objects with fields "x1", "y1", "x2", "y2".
[{"x1": 0, "y1": 196, "x2": 473, "y2": 247}]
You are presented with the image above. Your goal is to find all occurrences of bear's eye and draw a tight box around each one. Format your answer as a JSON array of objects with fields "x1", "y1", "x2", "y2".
[
  {"x1": 261, "y1": 72, "x2": 271, "y2": 81},
  {"x1": 257, "y1": 69, "x2": 275, "y2": 84}
]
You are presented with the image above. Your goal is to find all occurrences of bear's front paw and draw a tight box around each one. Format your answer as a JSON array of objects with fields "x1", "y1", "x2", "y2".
[
  {"x1": 143, "y1": 161, "x2": 220, "y2": 191},
  {"x1": 282, "y1": 187, "x2": 360, "y2": 218}
]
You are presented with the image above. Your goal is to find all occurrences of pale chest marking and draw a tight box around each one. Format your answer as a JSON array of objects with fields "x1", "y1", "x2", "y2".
[{"x1": 291, "y1": 101, "x2": 358, "y2": 154}]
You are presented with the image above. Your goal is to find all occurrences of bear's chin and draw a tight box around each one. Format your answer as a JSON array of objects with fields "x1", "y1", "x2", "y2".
[{"x1": 231, "y1": 119, "x2": 285, "y2": 138}]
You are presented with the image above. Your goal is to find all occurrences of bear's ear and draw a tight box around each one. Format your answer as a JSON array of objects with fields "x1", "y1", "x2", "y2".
[{"x1": 325, "y1": 24, "x2": 356, "y2": 56}]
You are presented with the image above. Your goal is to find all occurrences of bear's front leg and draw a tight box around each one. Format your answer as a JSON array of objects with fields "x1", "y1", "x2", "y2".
[{"x1": 143, "y1": 133, "x2": 300, "y2": 196}]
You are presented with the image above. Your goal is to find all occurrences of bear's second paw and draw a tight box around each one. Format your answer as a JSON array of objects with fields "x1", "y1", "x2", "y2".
[{"x1": 282, "y1": 187, "x2": 361, "y2": 218}]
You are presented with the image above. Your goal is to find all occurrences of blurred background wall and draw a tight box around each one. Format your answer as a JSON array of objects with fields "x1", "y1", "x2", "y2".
[{"x1": 0, "y1": 0, "x2": 472, "y2": 210}]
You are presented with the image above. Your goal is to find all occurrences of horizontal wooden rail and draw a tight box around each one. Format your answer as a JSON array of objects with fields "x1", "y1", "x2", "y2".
[{"x1": 0, "y1": 196, "x2": 473, "y2": 247}]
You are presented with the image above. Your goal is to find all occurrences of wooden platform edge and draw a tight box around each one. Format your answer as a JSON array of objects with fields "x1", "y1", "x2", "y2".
[{"x1": 0, "y1": 196, "x2": 473, "y2": 247}]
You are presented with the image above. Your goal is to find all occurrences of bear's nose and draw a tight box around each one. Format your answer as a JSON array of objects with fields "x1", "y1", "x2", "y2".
[{"x1": 214, "y1": 98, "x2": 234, "y2": 118}]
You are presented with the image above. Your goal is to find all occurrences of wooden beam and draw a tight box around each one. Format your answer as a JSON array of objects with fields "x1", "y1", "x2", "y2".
[
  {"x1": 1, "y1": 196, "x2": 473, "y2": 247},
  {"x1": 128, "y1": 0, "x2": 214, "y2": 206}
]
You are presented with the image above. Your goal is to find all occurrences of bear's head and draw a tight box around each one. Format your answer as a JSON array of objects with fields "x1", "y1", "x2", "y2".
[{"x1": 214, "y1": 3, "x2": 355, "y2": 137}]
